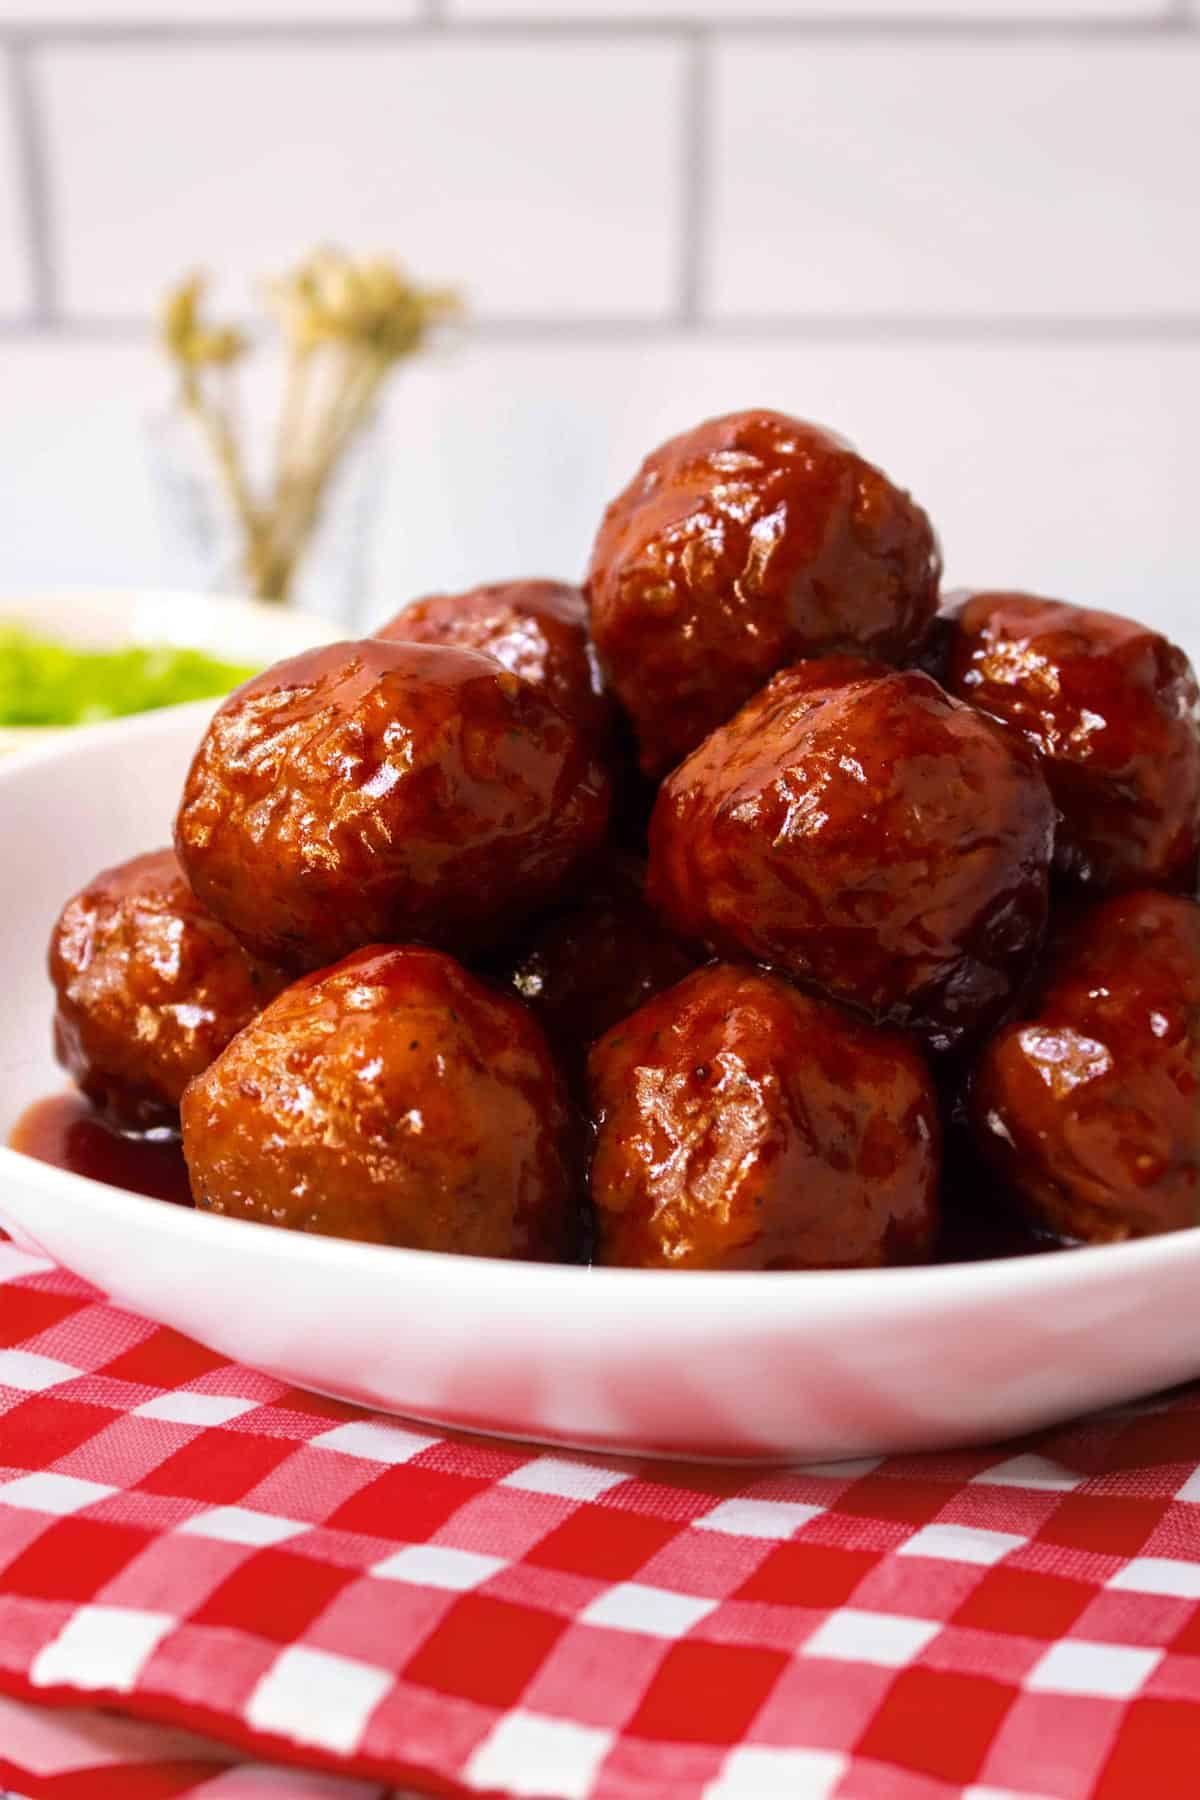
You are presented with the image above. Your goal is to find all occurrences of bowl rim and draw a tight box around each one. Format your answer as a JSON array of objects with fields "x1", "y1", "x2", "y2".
[
  {"x1": 0, "y1": 584, "x2": 332, "y2": 632},
  {"x1": 0, "y1": 587, "x2": 338, "y2": 741}
]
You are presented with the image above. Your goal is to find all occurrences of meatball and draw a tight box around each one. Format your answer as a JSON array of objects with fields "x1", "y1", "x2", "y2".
[
  {"x1": 176, "y1": 639, "x2": 611, "y2": 972},
  {"x1": 181, "y1": 945, "x2": 577, "y2": 1260},
  {"x1": 907, "y1": 599, "x2": 964, "y2": 686},
  {"x1": 588, "y1": 964, "x2": 940, "y2": 1270},
  {"x1": 586, "y1": 409, "x2": 941, "y2": 778},
  {"x1": 971, "y1": 891, "x2": 1200, "y2": 1244},
  {"x1": 375, "y1": 579, "x2": 612, "y2": 749},
  {"x1": 50, "y1": 848, "x2": 287, "y2": 1133},
  {"x1": 945, "y1": 592, "x2": 1200, "y2": 895},
  {"x1": 497, "y1": 857, "x2": 698, "y2": 1089},
  {"x1": 647, "y1": 658, "x2": 1056, "y2": 1053}
]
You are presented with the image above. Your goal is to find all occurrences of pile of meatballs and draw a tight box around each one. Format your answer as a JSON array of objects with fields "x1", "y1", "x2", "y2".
[{"x1": 49, "y1": 410, "x2": 1200, "y2": 1270}]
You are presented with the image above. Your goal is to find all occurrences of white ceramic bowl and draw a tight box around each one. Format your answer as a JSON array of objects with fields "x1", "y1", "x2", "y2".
[
  {"x1": 0, "y1": 587, "x2": 335, "y2": 755},
  {"x1": 0, "y1": 696, "x2": 1198, "y2": 1465}
]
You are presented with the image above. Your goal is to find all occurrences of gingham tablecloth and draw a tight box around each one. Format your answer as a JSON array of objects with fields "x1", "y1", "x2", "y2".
[{"x1": 1, "y1": 1239, "x2": 1199, "y2": 1800}]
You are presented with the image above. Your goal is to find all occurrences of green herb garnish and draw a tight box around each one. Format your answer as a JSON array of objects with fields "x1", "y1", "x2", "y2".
[{"x1": 0, "y1": 630, "x2": 256, "y2": 727}]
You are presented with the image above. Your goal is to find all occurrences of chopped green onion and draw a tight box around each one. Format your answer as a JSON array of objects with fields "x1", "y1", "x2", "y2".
[{"x1": 0, "y1": 629, "x2": 257, "y2": 727}]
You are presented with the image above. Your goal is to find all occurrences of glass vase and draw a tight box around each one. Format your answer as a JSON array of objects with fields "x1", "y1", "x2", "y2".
[{"x1": 145, "y1": 402, "x2": 385, "y2": 634}]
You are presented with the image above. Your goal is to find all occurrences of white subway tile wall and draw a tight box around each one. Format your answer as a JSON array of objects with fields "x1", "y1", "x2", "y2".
[
  {"x1": 0, "y1": 62, "x2": 28, "y2": 311},
  {"x1": 40, "y1": 40, "x2": 684, "y2": 319},
  {"x1": 709, "y1": 43, "x2": 1200, "y2": 319},
  {"x1": 0, "y1": 2, "x2": 1197, "y2": 639},
  {"x1": 0, "y1": 342, "x2": 172, "y2": 589}
]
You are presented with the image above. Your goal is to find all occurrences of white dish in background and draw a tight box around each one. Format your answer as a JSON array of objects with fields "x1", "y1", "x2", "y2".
[
  {"x1": 0, "y1": 674, "x2": 1198, "y2": 1465},
  {"x1": 0, "y1": 586, "x2": 335, "y2": 755}
]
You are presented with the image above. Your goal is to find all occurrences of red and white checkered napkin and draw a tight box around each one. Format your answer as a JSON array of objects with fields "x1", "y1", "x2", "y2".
[{"x1": 2, "y1": 1239, "x2": 1200, "y2": 1800}]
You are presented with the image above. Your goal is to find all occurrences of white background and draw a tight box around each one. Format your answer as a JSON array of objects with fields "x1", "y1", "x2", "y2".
[{"x1": 0, "y1": 1, "x2": 1196, "y2": 640}]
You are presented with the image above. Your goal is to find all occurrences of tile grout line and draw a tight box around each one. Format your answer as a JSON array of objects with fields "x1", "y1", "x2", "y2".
[
  {"x1": 3, "y1": 314, "x2": 1200, "y2": 345},
  {"x1": 0, "y1": 16, "x2": 1195, "y2": 47},
  {"x1": 453, "y1": 312, "x2": 1200, "y2": 342},
  {"x1": 4, "y1": 39, "x2": 55, "y2": 326},
  {"x1": 677, "y1": 28, "x2": 710, "y2": 327}
]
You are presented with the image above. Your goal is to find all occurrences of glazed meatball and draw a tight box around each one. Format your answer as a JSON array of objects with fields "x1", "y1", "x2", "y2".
[
  {"x1": 587, "y1": 410, "x2": 941, "y2": 778},
  {"x1": 176, "y1": 639, "x2": 611, "y2": 972},
  {"x1": 50, "y1": 849, "x2": 287, "y2": 1133},
  {"x1": 181, "y1": 945, "x2": 577, "y2": 1259},
  {"x1": 376, "y1": 579, "x2": 612, "y2": 749},
  {"x1": 497, "y1": 857, "x2": 698, "y2": 1088},
  {"x1": 648, "y1": 659, "x2": 1056, "y2": 1053},
  {"x1": 588, "y1": 964, "x2": 940, "y2": 1270},
  {"x1": 945, "y1": 592, "x2": 1200, "y2": 895},
  {"x1": 907, "y1": 600, "x2": 963, "y2": 686},
  {"x1": 971, "y1": 891, "x2": 1200, "y2": 1244}
]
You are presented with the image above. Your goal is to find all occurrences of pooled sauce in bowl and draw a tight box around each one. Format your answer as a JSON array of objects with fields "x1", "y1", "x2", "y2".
[
  {"x1": 9, "y1": 1092, "x2": 192, "y2": 1207},
  {"x1": 7, "y1": 1090, "x2": 1061, "y2": 1264}
]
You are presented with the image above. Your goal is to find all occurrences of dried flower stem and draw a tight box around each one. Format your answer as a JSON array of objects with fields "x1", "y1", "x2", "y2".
[
  {"x1": 160, "y1": 252, "x2": 459, "y2": 605},
  {"x1": 177, "y1": 364, "x2": 261, "y2": 551}
]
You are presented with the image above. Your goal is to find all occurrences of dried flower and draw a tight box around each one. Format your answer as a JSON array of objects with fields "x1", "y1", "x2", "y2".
[
  {"x1": 267, "y1": 247, "x2": 459, "y2": 360},
  {"x1": 160, "y1": 274, "x2": 248, "y2": 368},
  {"x1": 159, "y1": 249, "x2": 460, "y2": 604}
]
